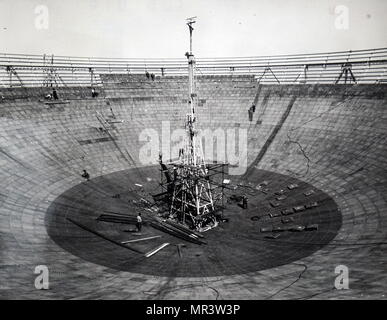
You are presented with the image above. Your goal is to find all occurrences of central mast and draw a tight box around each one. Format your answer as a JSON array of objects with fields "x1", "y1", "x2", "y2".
[
  {"x1": 167, "y1": 17, "x2": 218, "y2": 231},
  {"x1": 186, "y1": 16, "x2": 197, "y2": 167}
]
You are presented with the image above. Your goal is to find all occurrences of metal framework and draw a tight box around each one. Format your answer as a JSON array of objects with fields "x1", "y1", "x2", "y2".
[
  {"x1": 42, "y1": 54, "x2": 66, "y2": 87},
  {"x1": 1, "y1": 48, "x2": 387, "y2": 87},
  {"x1": 157, "y1": 158, "x2": 228, "y2": 231},
  {"x1": 335, "y1": 63, "x2": 357, "y2": 84},
  {"x1": 154, "y1": 18, "x2": 227, "y2": 232}
]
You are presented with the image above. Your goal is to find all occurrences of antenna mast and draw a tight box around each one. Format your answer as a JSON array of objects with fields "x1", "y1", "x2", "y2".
[
  {"x1": 186, "y1": 16, "x2": 197, "y2": 166},
  {"x1": 187, "y1": 16, "x2": 195, "y2": 54},
  {"x1": 167, "y1": 17, "x2": 218, "y2": 231}
]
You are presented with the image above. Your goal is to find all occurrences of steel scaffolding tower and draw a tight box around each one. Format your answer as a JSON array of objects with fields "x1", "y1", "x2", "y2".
[
  {"x1": 170, "y1": 17, "x2": 217, "y2": 231},
  {"x1": 156, "y1": 18, "x2": 223, "y2": 231}
]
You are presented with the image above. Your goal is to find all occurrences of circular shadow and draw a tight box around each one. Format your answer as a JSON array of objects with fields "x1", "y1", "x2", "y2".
[{"x1": 45, "y1": 166, "x2": 342, "y2": 277}]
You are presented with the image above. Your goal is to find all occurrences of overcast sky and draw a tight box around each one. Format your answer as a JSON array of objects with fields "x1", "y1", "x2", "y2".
[{"x1": 0, "y1": 0, "x2": 386, "y2": 58}]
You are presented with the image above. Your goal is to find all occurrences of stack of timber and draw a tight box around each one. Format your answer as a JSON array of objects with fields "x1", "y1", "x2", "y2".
[{"x1": 96, "y1": 212, "x2": 207, "y2": 245}]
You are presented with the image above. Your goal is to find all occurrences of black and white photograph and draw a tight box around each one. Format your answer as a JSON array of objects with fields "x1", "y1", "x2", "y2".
[{"x1": 0, "y1": 0, "x2": 386, "y2": 307}]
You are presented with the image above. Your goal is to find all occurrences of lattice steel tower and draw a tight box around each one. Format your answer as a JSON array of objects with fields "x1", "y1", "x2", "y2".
[{"x1": 169, "y1": 18, "x2": 217, "y2": 231}]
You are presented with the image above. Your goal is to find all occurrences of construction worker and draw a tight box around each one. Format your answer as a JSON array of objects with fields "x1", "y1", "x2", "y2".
[
  {"x1": 81, "y1": 170, "x2": 90, "y2": 181},
  {"x1": 242, "y1": 195, "x2": 248, "y2": 209},
  {"x1": 248, "y1": 107, "x2": 253, "y2": 121},
  {"x1": 52, "y1": 89, "x2": 58, "y2": 100},
  {"x1": 91, "y1": 88, "x2": 99, "y2": 98},
  {"x1": 136, "y1": 213, "x2": 143, "y2": 232},
  {"x1": 178, "y1": 148, "x2": 184, "y2": 158}
]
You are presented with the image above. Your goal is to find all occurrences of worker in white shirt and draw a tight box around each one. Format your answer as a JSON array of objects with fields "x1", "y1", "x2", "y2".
[{"x1": 136, "y1": 213, "x2": 143, "y2": 232}]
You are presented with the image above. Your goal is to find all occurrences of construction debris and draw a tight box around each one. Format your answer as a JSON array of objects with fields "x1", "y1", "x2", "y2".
[
  {"x1": 305, "y1": 201, "x2": 319, "y2": 209},
  {"x1": 150, "y1": 217, "x2": 207, "y2": 245},
  {"x1": 269, "y1": 212, "x2": 281, "y2": 218},
  {"x1": 304, "y1": 190, "x2": 315, "y2": 196},
  {"x1": 273, "y1": 226, "x2": 287, "y2": 232},
  {"x1": 261, "y1": 188, "x2": 270, "y2": 194},
  {"x1": 305, "y1": 224, "x2": 319, "y2": 231},
  {"x1": 293, "y1": 205, "x2": 306, "y2": 212},
  {"x1": 164, "y1": 219, "x2": 204, "y2": 238},
  {"x1": 176, "y1": 243, "x2": 186, "y2": 258},
  {"x1": 262, "y1": 222, "x2": 319, "y2": 234},
  {"x1": 230, "y1": 195, "x2": 243, "y2": 202},
  {"x1": 145, "y1": 243, "x2": 170, "y2": 258},
  {"x1": 287, "y1": 183, "x2": 299, "y2": 190},
  {"x1": 289, "y1": 225, "x2": 305, "y2": 232},
  {"x1": 281, "y1": 217, "x2": 294, "y2": 224},
  {"x1": 97, "y1": 212, "x2": 206, "y2": 245},
  {"x1": 281, "y1": 208, "x2": 294, "y2": 215},
  {"x1": 97, "y1": 213, "x2": 138, "y2": 225},
  {"x1": 121, "y1": 235, "x2": 161, "y2": 244},
  {"x1": 265, "y1": 233, "x2": 281, "y2": 239},
  {"x1": 67, "y1": 217, "x2": 142, "y2": 254},
  {"x1": 270, "y1": 201, "x2": 281, "y2": 208},
  {"x1": 260, "y1": 227, "x2": 273, "y2": 233}
]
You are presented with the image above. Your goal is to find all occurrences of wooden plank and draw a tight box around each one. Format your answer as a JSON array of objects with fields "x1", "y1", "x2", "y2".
[
  {"x1": 121, "y1": 236, "x2": 161, "y2": 244},
  {"x1": 145, "y1": 243, "x2": 170, "y2": 258},
  {"x1": 67, "y1": 217, "x2": 143, "y2": 254}
]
